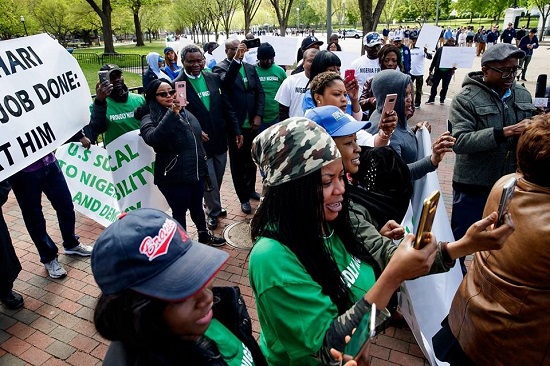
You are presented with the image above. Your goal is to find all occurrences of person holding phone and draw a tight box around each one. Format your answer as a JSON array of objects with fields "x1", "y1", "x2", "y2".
[
  {"x1": 248, "y1": 119, "x2": 515, "y2": 366},
  {"x1": 367, "y1": 69, "x2": 456, "y2": 181},
  {"x1": 136, "y1": 80, "x2": 225, "y2": 247},
  {"x1": 433, "y1": 114, "x2": 550, "y2": 366}
]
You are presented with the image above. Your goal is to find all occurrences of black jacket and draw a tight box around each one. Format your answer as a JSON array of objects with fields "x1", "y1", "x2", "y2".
[
  {"x1": 140, "y1": 107, "x2": 207, "y2": 186},
  {"x1": 173, "y1": 71, "x2": 240, "y2": 157},
  {"x1": 213, "y1": 59, "x2": 265, "y2": 127}
]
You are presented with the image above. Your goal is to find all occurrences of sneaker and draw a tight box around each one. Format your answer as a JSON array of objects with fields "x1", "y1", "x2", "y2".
[
  {"x1": 44, "y1": 258, "x2": 67, "y2": 279},
  {"x1": 0, "y1": 291, "x2": 24, "y2": 310},
  {"x1": 440, "y1": 100, "x2": 445, "y2": 105},
  {"x1": 64, "y1": 243, "x2": 93, "y2": 257},
  {"x1": 414, "y1": 104, "x2": 420, "y2": 109},
  {"x1": 425, "y1": 101, "x2": 434, "y2": 105},
  {"x1": 218, "y1": 208, "x2": 227, "y2": 217},
  {"x1": 198, "y1": 231, "x2": 226, "y2": 247},
  {"x1": 207, "y1": 215, "x2": 218, "y2": 230}
]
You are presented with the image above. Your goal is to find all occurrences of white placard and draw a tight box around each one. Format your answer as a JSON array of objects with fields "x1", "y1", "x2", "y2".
[
  {"x1": 260, "y1": 35, "x2": 301, "y2": 65},
  {"x1": 533, "y1": 97, "x2": 548, "y2": 108},
  {"x1": 416, "y1": 25, "x2": 443, "y2": 52},
  {"x1": 56, "y1": 130, "x2": 169, "y2": 227},
  {"x1": 440, "y1": 47, "x2": 476, "y2": 68},
  {"x1": 332, "y1": 51, "x2": 357, "y2": 76},
  {"x1": 212, "y1": 35, "x2": 239, "y2": 66},
  {"x1": 0, "y1": 33, "x2": 91, "y2": 181}
]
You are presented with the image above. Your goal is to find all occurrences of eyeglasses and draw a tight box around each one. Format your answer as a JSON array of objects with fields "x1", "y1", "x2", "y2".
[
  {"x1": 485, "y1": 65, "x2": 522, "y2": 78},
  {"x1": 156, "y1": 90, "x2": 176, "y2": 97}
]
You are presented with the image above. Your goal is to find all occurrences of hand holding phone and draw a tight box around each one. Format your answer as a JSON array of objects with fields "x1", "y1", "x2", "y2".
[
  {"x1": 414, "y1": 190, "x2": 440, "y2": 250},
  {"x1": 98, "y1": 70, "x2": 110, "y2": 84},
  {"x1": 495, "y1": 177, "x2": 517, "y2": 228}
]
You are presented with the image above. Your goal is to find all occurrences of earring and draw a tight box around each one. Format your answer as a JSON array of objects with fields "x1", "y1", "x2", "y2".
[{"x1": 316, "y1": 100, "x2": 321, "y2": 104}]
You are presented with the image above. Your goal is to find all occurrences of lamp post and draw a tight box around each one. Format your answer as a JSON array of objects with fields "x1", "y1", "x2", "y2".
[
  {"x1": 20, "y1": 16, "x2": 28, "y2": 36},
  {"x1": 296, "y1": 8, "x2": 300, "y2": 34}
]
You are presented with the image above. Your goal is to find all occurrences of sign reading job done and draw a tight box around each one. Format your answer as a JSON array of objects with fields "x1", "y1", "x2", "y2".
[{"x1": 0, "y1": 33, "x2": 90, "y2": 181}]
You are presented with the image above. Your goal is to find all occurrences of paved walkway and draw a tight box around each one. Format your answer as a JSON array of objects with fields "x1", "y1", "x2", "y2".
[{"x1": 1, "y1": 43, "x2": 548, "y2": 366}]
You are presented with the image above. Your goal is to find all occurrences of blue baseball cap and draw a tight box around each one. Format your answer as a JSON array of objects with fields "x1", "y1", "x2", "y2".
[
  {"x1": 306, "y1": 106, "x2": 371, "y2": 137},
  {"x1": 91, "y1": 208, "x2": 228, "y2": 301}
]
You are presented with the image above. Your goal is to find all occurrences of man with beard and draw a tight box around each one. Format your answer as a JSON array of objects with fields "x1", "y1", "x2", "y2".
[
  {"x1": 351, "y1": 32, "x2": 383, "y2": 96},
  {"x1": 89, "y1": 64, "x2": 145, "y2": 146}
]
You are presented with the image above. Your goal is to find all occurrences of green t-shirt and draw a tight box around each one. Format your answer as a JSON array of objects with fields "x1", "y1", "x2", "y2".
[
  {"x1": 90, "y1": 93, "x2": 145, "y2": 146},
  {"x1": 204, "y1": 319, "x2": 256, "y2": 366},
  {"x1": 255, "y1": 64, "x2": 287, "y2": 124},
  {"x1": 188, "y1": 73, "x2": 211, "y2": 111},
  {"x1": 238, "y1": 66, "x2": 251, "y2": 128},
  {"x1": 249, "y1": 232, "x2": 376, "y2": 366}
]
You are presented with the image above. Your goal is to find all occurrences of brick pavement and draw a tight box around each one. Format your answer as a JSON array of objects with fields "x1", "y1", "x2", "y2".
[{"x1": 1, "y1": 43, "x2": 548, "y2": 365}]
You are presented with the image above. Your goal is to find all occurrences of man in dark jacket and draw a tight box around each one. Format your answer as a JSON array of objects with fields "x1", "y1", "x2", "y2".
[
  {"x1": 500, "y1": 22, "x2": 516, "y2": 44},
  {"x1": 214, "y1": 39, "x2": 265, "y2": 215},
  {"x1": 426, "y1": 38, "x2": 456, "y2": 105},
  {"x1": 0, "y1": 181, "x2": 23, "y2": 309},
  {"x1": 392, "y1": 35, "x2": 411, "y2": 74},
  {"x1": 175, "y1": 45, "x2": 242, "y2": 230}
]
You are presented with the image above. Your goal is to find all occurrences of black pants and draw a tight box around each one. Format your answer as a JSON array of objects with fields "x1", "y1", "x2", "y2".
[
  {"x1": 228, "y1": 128, "x2": 257, "y2": 204},
  {"x1": 428, "y1": 70, "x2": 453, "y2": 103},
  {"x1": 0, "y1": 181, "x2": 21, "y2": 296},
  {"x1": 410, "y1": 74, "x2": 424, "y2": 105},
  {"x1": 158, "y1": 180, "x2": 206, "y2": 232}
]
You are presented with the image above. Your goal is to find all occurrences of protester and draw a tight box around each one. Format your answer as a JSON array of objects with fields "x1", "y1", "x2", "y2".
[
  {"x1": 367, "y1": 69, "x2": 456, "y2": 181},
  {"x1": 248, "y1": 118, "x2": 514, "y2": 366},
  {"x1": 433, "y1": 114, "x2": 550, "y2": 365},
  {"x1": 515, "y1": 26, "x2": 527, "y2": 47},
  {"x1": 409, "y1": 36, "x2": 433, "y2": 107},
  {"x1": 329, "y1": 33, "x2": 341, "y2": 51},
  {"x1": 162, "y1": 47, "x2": 182, "y2": 80},
  {"x1": 0, "y1": 181, "x2": 23, "y2": 309},
  {"x1": 174, "y1": 45, "x2": 241, "y2": 230},
  {"x1": 204, "y1": 42, "x2": 219, "y2": 69},
  {"x1": 327, "y1": 42, "x2": 339, "y2": 52},
  {"x1": 275, "y1": 48, "x2": 319, "y2": 119},
  {"x1": 307, "y1": 73, "x2": 396, "y2": 146},
  {"x1": 89, "y1": 64, "x2": 146, "y2": 146},
  {"x1": 449, "y1": 43, "x2": 535, "y2": 274},
  {"x1": 392, "y1": 35, "x2": 411, "y2": 74},
  {"x1": 92, "y1": 208, "x2": 267, "y2": 366},
  {"x1": 137, "y1": 80, "x2": 225, "y2": 246},
  {"x1": 255, "y1": 43, "x2": 287, "y2": 132},
  {"x1": 213, "y1": 39, "x2": 265, "y2": 215},
  {"x1": 142, "y1": 52, "x2": 170, "y2": 89},
  {"x1": 517, "y1": 28, "x2": 539, "y2": 81},
  {"x1": 294, "y1": 35, "x2": 324, "y2": 73},
  {"x1": 351, "y1": 32, "x2": 383, "y2": 97},
  {"x1": 425, "y1": 38, "x2": 456, "y2": 105}
]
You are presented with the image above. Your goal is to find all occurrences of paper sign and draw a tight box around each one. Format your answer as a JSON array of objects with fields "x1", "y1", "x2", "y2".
[
  {"x1": 56, "y1": 130, "x2": 169, "y2": 227},
  {"x1": 440, "y1": 47, "x2": 476, "y2": 68},
  {"x1": 533, "y1": 97, "x2": 548, "y2": 108},
  {"x1": 260, "y1": 35, "x2": 301, "y2": 65},
  {"x1": 0, "y1": 33, "x2": 91, "y2": 181},
  {"x1": 416, "y1": 25, "x2": 443, "y2": 52},
  {"x1": 331, "y1": 51, "x2": 357, "y2": 76}
]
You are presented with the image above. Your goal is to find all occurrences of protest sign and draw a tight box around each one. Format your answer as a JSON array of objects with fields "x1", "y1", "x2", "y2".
[
  {"x1": 261, "y1": 36, "x2": 301, "y2": 65},
  {"x1": 416, "y1": 25, "x2": 443, "y2": 52},
  {"x1": 56, "y1": 130, "x2": 169, "y2": 227},
  {"x1": 331, "y1": 51, "x2": 357, "y2": 76},
  {"x1": 399, "y1": 128, "x2": 462, "y2": 366},
  {"x1": 440, "y1": 47, "x2": 476, "y2": 68},
  {"x1": 0, "y1": 33, "x2": 91, "y2": 181}
]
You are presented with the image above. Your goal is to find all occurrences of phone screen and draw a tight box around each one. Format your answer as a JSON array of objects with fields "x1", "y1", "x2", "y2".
[
  {"x1": 243, "y1": 38, "x2": 261, "y2": 49},
  {"x1": 344, "y1": 69, "x2": 355, "y2": 81},
  {"x1": 175, "y1": 81, "x2": 187, "y2": 105},
  {"x1": 414, "y1": 190, "x2": 440, "y2": 250},
  {"x1": 344, "y1": 303, "x2": 377, "y2": 359},
  {"x1": 495, "y1": 177, "x2": 517, "y2": 227}
]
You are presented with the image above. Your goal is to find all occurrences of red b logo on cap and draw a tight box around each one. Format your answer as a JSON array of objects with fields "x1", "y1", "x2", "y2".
[{"x1": 139, "y1": 219, "x2": 177, "y2": 261}]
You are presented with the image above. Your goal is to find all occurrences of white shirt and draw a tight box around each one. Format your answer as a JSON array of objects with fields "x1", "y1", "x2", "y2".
[
  {"x1": 351, "y1": 56, "x2": 381, "y2": 96},
  {"x1": 275, "y1": 72, "x2": 309, "y2": 118},
  {"x1": 409, "y1": 47, "x2": 430, "y2": 76}
]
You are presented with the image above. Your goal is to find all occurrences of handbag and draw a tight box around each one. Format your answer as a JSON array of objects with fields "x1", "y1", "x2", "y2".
[{"x1": 426, "y1": 74, "x2": 434, "y2": 86}]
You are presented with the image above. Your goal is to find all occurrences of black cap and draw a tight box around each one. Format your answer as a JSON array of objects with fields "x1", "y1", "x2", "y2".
[
  {"x1": 257, "y1": 43, "x2": 276, "y2": 59},
  {"x1": 301, "y1": 36, "x2": 324, "y2": 51}
]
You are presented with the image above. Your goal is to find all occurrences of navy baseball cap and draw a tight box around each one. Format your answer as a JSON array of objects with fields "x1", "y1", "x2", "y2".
[
  {"x1": 301, "y1": 36, "x2": 324, "y2": 51},
  {"x1": 306, "y1": 106, "x2": 371, "y2": 137},
  {"x1": 163, "y1": 46, "x2": 175, "y2": 54},
  {"x1": 91, "y1": 209, "x2": 229, "y2": 301}
]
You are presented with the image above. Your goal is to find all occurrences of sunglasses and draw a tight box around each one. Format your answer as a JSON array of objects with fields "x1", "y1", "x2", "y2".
[{"x1": 156, "y1": 90, "x2": 176, "y2": 97}]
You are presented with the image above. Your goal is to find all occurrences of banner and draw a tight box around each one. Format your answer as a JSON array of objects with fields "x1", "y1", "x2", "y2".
[
  {"x1": 0, "y1": 33, "x2": 91, "y2": 181},
  {"x1": 399, "y1": 128, "x2": 462, "y2": 366},
  {"x1": 56, "y1": 130, "x2": 169, "y2": 227}
]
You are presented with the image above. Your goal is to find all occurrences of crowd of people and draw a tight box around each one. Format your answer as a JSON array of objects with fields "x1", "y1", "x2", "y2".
[{"x1": 1, "y1": 28, "x2": 548, "y2": 366}]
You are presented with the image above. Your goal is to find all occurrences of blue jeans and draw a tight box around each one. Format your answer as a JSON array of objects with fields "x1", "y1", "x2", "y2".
[
  {"x1": 450, "y1": 189, "x2": 489, "y2": 275},
  {"x1": 9, "y1": 161, "x2": 79, "y2": 263},
  {"x1": 158, "y1": 180, "x2": 206, "y2": 232}
]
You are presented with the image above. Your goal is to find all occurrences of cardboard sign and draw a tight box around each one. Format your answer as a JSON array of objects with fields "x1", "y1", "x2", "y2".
[{"x1": 0, "y1": 33, "x2": 91, "y2": 181}]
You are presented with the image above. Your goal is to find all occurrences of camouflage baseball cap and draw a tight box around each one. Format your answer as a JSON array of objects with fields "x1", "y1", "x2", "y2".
[{"x1": 251, "y1": 117, "x2": 341, "y2": 187}]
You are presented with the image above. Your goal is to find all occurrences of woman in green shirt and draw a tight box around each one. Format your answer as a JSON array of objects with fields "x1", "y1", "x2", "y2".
[{"x1": 249, "y1": 118, "x2": 515, "y2": 365}]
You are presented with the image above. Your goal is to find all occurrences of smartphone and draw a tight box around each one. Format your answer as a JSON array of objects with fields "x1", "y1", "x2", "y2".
[
  {"x1": 495, "y1": 177, "x2": 517, "y2": 228},
  {"x1": 413, "y1": 190, "x2": 440, "y2": 250},
  {"x1": 98, "y1": 70, "x2": 110, "y2": 84},
  {"x1": 243, "y1": 38, "x2": 261, "y2": 49},
  {"x1": 344, "y1": 303, "x2": 380, "y2": 360},
  {"x1": 380, "y1": 93, "x2": 397, "y2": 118},
  {"x1": 344, "y1": 69, "x2": 355, "y2": 81},
  {"x1": 175, "y1": 81, "x2": 187, "y2": 105}
]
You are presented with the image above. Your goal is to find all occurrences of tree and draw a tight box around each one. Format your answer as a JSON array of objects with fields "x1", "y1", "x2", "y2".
[
  {"x1": 530, "y1": 0, "x2": 549, "y2": 40},
  {"x1": 0, "y1": 0, "x2": 27, "y2": 39},
  {"x1": 357, "y1": 0, "x2": 387, "y2": 37},
  {"x1": 30, "y1": 0, "x2": 79, "y2": 46},
  {"x1": 214, "y1": 0, "x2": 238, "y2": 37},
  {"x1": 240, "y1": 0, "x2": 263, "y2": 33},
  {"x1": 84, "y1": 0, "x2": 116, "y2": 53},
  {"x1": 140, "y1": 5, "x2": 165, "y2": 42},
  {"x1": 269, "y1": 0, "x2": 296, "y2": 36},
  {"x1": 381, "y1": 0, "x2": 399, "y2": 27},
  {"x1": 114, "y1": 0, "x2": 161, "y2": 46}
]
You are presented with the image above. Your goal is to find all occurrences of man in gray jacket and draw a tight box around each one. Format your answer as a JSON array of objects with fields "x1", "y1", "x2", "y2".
[{"x1": 449, "y1": 43, "x2": 535, "y2": 274}]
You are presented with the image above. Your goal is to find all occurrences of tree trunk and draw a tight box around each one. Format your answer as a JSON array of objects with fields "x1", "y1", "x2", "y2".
[
  {"x1": 134, "y1": 12, "x2": 144, "y2": 46},
  {"x1": 358, "y1": 0, "x2": 387, "y2": 54},
  {"x1": 85, "y1": 0, "x2": 115, "y2": 54}
]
